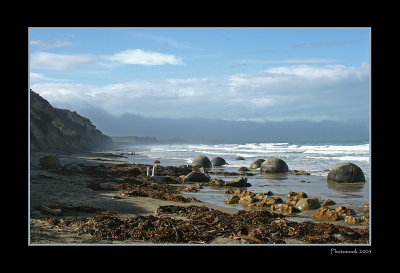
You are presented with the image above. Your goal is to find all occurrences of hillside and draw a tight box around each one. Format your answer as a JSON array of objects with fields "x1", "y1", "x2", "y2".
[{"x1": 30, "y1": 90, "x2": 113, "y2": 153}]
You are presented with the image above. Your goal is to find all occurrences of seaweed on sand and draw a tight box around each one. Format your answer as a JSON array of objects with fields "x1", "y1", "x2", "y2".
[{"x1": 77, "y1": 205, "x2": 369, "y2": 244}]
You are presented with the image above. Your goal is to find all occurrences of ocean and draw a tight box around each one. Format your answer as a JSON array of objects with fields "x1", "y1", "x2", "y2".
[{"x1": 112, "y1": 141, "x2": 370, "y2": 219}]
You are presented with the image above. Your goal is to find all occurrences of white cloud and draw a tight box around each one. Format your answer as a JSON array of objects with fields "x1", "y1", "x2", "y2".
[
  {"x1": 233, "y1": 58, "x2": 337, "y2": 66},
  {"x1": 30, "y1": 40, "x2": 73, "y2": 49},
  {"x1": 106, "y1": 49, "x2": 184, "y2": 66},
  {"x1": 30, "y1": 51, "x2": 97, "y2": 70},
  {"x1": 30, "y1": 64, "x2": 370, "y2": 122},
  {"x1": 30, "y1": 72, "x2": 69, "y2": 82}
]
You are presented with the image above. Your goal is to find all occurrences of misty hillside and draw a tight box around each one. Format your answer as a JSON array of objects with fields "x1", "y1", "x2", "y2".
[
  {"x1": 77, "y1": 106, "x2": 369, "y2": 144},
  {"x1": 30, "y1": 90, "x2": 113, "y2": 152}
]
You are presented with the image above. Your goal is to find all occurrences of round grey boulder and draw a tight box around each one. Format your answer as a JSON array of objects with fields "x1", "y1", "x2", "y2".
[
  {"x1": 183, "y1": 171, "x2": 211, "y2": 183},
  {"x1": 211, "y1": 157, "x2": 227, "y2": 166},
  {"x1": 250, "y1": 159, "x2": 265, "y2": 169},
  {"x1": 192, "y1": 155, "x2": 212, "y2": 168},
  {"x1": 260, "y1": 157, "x2": 289, "y2": 173},
  {"x1": 327, "y1": 162, "x2": 365, "y2": 183},
  {"x1": 235, "y1": 156, "x2": 245, "y2": 160}
]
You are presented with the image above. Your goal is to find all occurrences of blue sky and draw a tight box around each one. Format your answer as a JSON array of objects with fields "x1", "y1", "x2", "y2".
[{"x1": 29, "y1": 27, "x2": 370, "y2": 123}]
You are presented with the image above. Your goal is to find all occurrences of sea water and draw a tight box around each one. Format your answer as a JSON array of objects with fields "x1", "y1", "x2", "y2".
[{"x1": 113, "y1": 141, "x2": 370, "y2": 216}]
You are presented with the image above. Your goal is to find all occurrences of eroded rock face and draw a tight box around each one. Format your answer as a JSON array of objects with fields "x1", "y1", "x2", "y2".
[
  {"x1": 260, "y1": 158, "x2": 289, "y2": 173},
  {"x1": 327, "y1": 162, "x2": 366, "y2": 183},
  {"x1": 192, "y1": 155, "x2": 212, "y2": 168},
  {"x1": 211, "y1": 157, "x2": 227, "y2": 166}
]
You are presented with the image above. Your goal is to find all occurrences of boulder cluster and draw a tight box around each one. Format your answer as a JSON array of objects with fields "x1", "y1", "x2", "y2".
[{"x1": 192, "y1": 155, "x2": 366, "y2": 184}]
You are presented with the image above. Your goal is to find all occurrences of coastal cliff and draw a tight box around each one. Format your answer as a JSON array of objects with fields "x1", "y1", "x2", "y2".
[{"x1": 30, "y1": 90, "x2": 113, "y2": 153}]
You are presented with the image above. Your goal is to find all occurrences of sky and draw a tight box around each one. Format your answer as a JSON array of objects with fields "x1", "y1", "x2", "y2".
[{"x1": 29, "y1": 27, "x2": 370, "y2": 125}]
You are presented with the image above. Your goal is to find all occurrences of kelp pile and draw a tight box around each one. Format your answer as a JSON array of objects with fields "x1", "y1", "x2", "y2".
[
  {"x1": 77, "y1": 205, "x2": 369, "y2": 244},
  {"x1": 112, "y1": 182, "x2": 201, "y2": 203},
  {"x1": 81, "y1": 163, "x2": 192, "y2": 180}
]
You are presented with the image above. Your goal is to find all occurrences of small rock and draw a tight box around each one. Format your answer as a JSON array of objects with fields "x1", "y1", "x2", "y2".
[
  {"x1": 359, "y1": 215, "x2": 369, "y2": 225},
  {"x1": 239, "y1": 195, "x2": 258, "y2": 205},
  {"x1": 312, "y1": 208, "x2": 341, "y2": 221},
  {"x1": 270, "y1": 204, "x2": 300, "y2": 214},
  {"x1": 345, "y1": 216, "x2": 361, "y2": 225},
  {"x1": 265, "y1": 197, "x2": 283, "y2": 205},
  {"x1": 224, "y1": 177, "x2": 248, "y2": 187},
  {"x1": 209, "y1": 178, "x2": 225, "y2": 187},
  {"x1": 335, "y1": 206, "x2": 356, "y2": 216},
  {"x1": 233, "y1": 189, "x2": 246, "y2": 196},
  {"x1": 224, "y1": 187, "x2": 234, "y2": 194},
  {"x1": 322, "y1": 199, "x2": 336, "y2": 207},
  {"x1": 224, "y1": 195, "x2": 240, "y2": 204},
  {"x1": 295, "y1": 198, "x2": 321, "y2": 210},
  {"x1": 238, "y1": 166, "x2": 249, "y2": 172},
  {"x1": 39, "y1": 155, "x2": 62, "y2": 169},
  {"x1": 235, "y1": 156, "x2": 245, "y2": 160}
]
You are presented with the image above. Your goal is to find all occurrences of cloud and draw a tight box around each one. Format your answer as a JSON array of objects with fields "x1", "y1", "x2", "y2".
[
  {"x1": 31, "y1": 64, "x2": 370, "y2": 122},
  {"x1": 232, "y1": 58, "x2": 337, "y2": 66},
  {"x1": 30, "y1": 51, "x2": 97, "y2": 70},
  {"x1": 105, "y1": 49, "x2": 184, "y2": 66},
  {"x1": 30, "y1": 40, "x2": 73, "y2": 49},
  {"x1": 30, "y1": 72, "x2": 69, "y2": 82}
]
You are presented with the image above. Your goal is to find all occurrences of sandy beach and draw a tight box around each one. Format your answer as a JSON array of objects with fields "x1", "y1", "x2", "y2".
[
  {"x1": 29, "y1": 151, "x2": 245, "y2": 244},
  {"x1": 29, "y1": 151, "x2": 368, "y2": 245}
]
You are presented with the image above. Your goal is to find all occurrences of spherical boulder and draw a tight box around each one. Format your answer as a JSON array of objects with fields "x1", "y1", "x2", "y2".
[
  {"x1": 235, "y1": 156, "x2": 245, "y2": 160},
  {"x1": 260, "y1": 157, "x2": 289, "y2": 173},
  {"x1": 250, "y1": 159, "x2": 265, "y2": 169},
  {"x1": 211, "y1": 157, "x2": 227, "y2": 166},
  {"x1": 327, "y1": 162, "x2": 365, "y2": 183},
  {"x1": 192, "y1": 155, "x2": 212, "y2": 168},
  {"x1": 183, "y1": 171, "x2": 211, "y2": 183}
]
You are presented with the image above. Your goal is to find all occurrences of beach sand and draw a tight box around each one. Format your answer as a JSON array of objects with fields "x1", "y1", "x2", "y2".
[{"x1": 29, "y1": 151, "x2": 247, "y2": 245}]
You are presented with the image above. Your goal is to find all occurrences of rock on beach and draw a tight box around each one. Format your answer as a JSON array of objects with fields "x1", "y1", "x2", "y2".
[
  {"x1": 192, "y1": 155, "x2": 212, "y2": 168},
  {"x1": 249, "y1": 159, "x2": 265, "y2": 169},
  {"x1": 260, "y1": 157, "x2": 289, "y2": 173},
  {"x1": 327, "y1": 162, "x2": 366, "y2": 183},
  {"x1": 224, "y1": 177, "x2": 249, "y2": 187},
  {"x1": 39, "y1": 155, "x2": 62, "y2": 169},
  {"x1": 211, "y1": 157, "x2": 227, "y2": 166},
  {"x1": 183, "y1": 171, "x2": 211, "y2": 183}
]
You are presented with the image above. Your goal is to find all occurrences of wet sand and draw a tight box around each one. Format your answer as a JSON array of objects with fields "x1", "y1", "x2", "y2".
[
  {"x1": 30, "y1": 151, "x2": 241, "y2": 244},
  {"x1": 29, "y1": 151, "x2": 368, "y2": 245}
]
